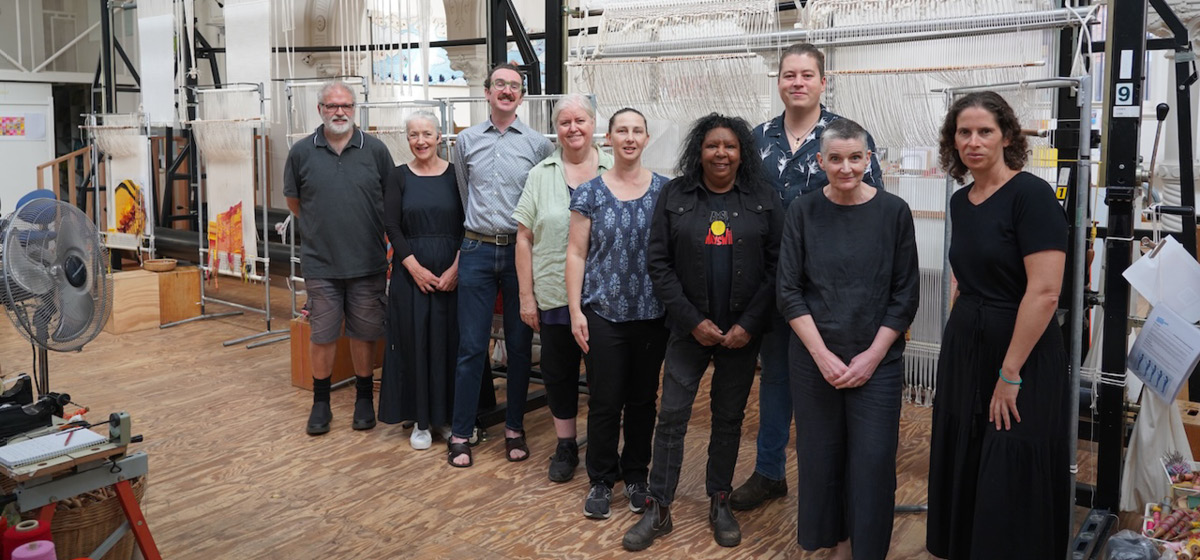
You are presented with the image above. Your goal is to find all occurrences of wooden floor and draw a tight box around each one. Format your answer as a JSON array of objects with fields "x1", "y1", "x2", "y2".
[{"x1": 0, "y1": 277, "x2": 1113, "y2": 559}]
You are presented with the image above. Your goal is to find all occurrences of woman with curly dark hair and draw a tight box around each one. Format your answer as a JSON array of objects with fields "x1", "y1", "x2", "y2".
[
  {"x1": 622, "y1": 113, "x2": 783, "y2": 552},
  {"x1": 926, "y1": 92, "x2": 1069, "y2": 560}
]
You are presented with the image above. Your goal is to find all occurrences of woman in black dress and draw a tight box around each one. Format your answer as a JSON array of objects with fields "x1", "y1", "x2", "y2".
[
  {"x1": 926, "y1": 92, "x2": 1069, "y2": 559},
  {"x1": 777, "y1": 118, "x2": 919, "y2": 560},
  {"x1": 378, "y1": 110, "x2": 464, "y2": 450}
]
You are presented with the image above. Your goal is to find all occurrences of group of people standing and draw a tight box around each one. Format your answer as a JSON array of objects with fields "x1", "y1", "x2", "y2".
[{"x1": 284, "y1": 40, "x2": 1070, "y2": 559}]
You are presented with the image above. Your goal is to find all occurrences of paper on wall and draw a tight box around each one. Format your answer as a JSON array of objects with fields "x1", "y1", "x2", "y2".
[{"x1": 23, "y1": 113, "x2": 45, "y2": 141}]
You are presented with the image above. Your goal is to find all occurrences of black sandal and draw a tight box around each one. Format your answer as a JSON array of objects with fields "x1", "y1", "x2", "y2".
[
  {"x1": 505, "y1": 430, "x2": 530, "y2": 463},
  {"x1": 447, "y1": 441, "x2": 473, "y2": 468}
]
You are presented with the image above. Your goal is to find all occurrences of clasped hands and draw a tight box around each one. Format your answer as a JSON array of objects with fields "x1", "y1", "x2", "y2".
[
  {"x1": 405, "y1": 261, "x2": 457, "y2": 294},
  {"x1": 813, "y1": 347, "x2": 883, "y2": 390},
  {"x1": 691, "y1": 319, "x2": 751, "y2": 349}
]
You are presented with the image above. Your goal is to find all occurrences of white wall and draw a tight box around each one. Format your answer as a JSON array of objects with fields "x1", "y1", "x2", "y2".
[{"x1": 0, "y1": 81, "x2": 55, "y2": 212}]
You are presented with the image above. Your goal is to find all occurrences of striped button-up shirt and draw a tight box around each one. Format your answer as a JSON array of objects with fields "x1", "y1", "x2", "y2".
[{"x1": 453, "y1": 116, "x2": 554, "y2": 236}]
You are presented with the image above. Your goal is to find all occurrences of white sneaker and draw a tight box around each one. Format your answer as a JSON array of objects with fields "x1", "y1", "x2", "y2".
[
  {"x1": 410, "y1": 428, "x2": 432, "y2": 450},
  {"x1": 438, "y1": 425, "x2": 453, "y2": 440}
]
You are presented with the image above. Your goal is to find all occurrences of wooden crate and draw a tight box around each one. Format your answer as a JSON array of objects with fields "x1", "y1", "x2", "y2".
[
  {"x1": 289, "y1": 317, "x2": 385, "y2": 390},
  {"x1": 1180, "y1": 400, "x2": 1200, "y2": 460},
  {"x1": 104, "y1": 269, "x2": 161, "y2": 334},
  {"x1": 155, "y1": 266, "x2": 200, "y2": 324}
]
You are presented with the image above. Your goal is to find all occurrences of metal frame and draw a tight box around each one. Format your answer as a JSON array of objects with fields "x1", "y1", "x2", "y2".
[
  {"x1": 163, "y1": 83, "x2": 287, "y2": 349},
  {"x1": 82, "y1": 112, "x2": 159, "y2": 262},
  {"x1": 357, "y1": 99, "x2": 449, "y2": 133},
  {"x1": 581, "y1": 6, "x2": 1096, "y2": 58},
  {"x1": 438, "y1": 94, "x2": 597, "y2": 141}
]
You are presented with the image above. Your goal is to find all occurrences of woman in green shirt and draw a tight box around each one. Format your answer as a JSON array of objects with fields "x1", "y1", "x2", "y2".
[{"x1": 513, "y1": 93, "x2": 612, "y2": 481}]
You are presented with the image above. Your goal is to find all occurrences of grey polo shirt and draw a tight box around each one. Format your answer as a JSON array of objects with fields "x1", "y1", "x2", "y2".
[
  {"x1": 453, "y1": 116, "x2": 553, "y2": 236},
  {"x1": 283, "y1": 125, "x2": 394, "y2": 279}
]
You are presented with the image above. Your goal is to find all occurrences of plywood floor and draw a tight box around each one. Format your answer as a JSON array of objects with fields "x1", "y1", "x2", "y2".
[{"x1": 0, "y1": 277, "x2": 1110, "y2": 559}]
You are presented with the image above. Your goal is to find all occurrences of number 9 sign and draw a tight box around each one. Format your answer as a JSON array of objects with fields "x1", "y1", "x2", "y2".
[{"x1": 1115, "y1": 83, "x2": 1134, "y2": 106}]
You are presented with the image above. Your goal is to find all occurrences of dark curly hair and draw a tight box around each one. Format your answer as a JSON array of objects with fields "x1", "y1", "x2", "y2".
[
  {"x1": 676, "y1": 113, "x2": 764, "y2": 191},
  {"x1": 938, "y1": 91, "x2": 1027, "y2": 185}
]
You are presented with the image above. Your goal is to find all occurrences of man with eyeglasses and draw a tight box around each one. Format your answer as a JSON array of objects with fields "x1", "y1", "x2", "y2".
[
  {"x1": 446, "y1": 62, "x2": 553, "y2": 468},
  {"x1": 284, "y1": 80, "x2": 394, "y2": 436}
]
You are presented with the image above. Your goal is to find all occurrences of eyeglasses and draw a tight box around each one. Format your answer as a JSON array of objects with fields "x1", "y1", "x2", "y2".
[
  {"x1": 320, "y1": 103, "x2": 356, "y2": 112},
  {"x1": 488, "y1": 79, "x2": 523, "y2": 92}
]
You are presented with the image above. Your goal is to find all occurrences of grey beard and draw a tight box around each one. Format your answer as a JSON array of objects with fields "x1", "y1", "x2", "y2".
[{"x1": 326, "y1": 119, "x2": 353, "y2": 135}]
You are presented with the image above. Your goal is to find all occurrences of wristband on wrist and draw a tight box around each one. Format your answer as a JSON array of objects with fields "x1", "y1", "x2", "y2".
[{"x1": 999, "y1": 368, "x2": 1022, "y2": 386}]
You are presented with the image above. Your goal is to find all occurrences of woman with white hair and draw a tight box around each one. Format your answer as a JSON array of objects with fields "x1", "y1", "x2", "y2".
[
  {"x1": 378, "y1": 110, "x2": 464, "y2": 450},
  {"x1": 513, "y1": 93, "x2": 611, "y2": 479}
]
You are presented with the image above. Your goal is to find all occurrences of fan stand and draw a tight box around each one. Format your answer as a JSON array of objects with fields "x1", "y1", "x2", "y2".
[
  {"x1": 31, "y1": 321, "x2": 51, "y2": 397},
  {"x1": 34, "y1": 347, "x2": 49, "y2": 397}
]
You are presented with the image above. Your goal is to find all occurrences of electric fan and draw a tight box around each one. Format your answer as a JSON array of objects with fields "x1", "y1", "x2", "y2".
[{"x1": 0, "y1": 197, "x2": 112, "y2": 396}]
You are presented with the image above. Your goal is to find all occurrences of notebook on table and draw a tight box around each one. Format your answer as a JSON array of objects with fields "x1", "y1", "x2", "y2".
[{"x1": 0, "y1": 429, "x2": 108, "y2": 469}]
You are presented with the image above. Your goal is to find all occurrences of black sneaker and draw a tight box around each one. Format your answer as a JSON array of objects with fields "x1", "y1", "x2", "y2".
[
  {"x1": 624, "y1": 481, "x2": 651, "y2": 514},
  {"x1": 583, "y1": 483, "x2": 612, "y2": 519},
  {"x1": 709, "y1": 491, "x2": 741, "y2": 547},
  {"x1": 548, "y1": 440, "x2": 579, "y2": 483},
  {"x1": 306, "y1": 401, "x2": 331, "y2": 436},
  {"x1": 622, "y1": 499, "x2": 672, "y2": 551},
  {"x1": 729, "y1": 471, "x2": 787, "y2": 511},
  {"x1": 352, "y1": 398, "x2": 376, "y2": 431}
]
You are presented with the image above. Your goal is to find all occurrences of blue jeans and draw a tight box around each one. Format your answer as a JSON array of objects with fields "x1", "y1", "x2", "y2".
[
  {"x1": 450, "y1": 239, "x2": 533, "y2": 439},
  {"x1": 753, "y1": 319, "x2": 793, "y2": 481}
]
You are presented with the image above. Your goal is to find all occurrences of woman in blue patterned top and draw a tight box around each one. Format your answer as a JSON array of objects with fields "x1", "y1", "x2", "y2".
[{"x1": 565, "y1": 107, "x2": 670, "y2": 521}]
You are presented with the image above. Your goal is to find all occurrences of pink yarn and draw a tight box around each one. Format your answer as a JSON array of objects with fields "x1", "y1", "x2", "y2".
[{"x1": 11, "y1": 540, "x2": 56, "y2": 560}]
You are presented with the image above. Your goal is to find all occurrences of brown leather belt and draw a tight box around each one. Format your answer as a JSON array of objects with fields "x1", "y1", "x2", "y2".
[{"x1": 464, "y1": 230, "x2": 515, "y2": 246}]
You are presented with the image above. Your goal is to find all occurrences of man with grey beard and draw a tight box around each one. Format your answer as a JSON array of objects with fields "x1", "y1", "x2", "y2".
[{"x1": 284, "y1": 81, "x2": 394, "y2": 436}]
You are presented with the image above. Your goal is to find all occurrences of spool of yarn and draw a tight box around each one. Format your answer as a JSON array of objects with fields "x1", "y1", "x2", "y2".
[
  {"x1": 2, "y1": 520, "x2": 51, "y2": 560},
  {"x1": 10, "y1": 541, "x2": 55, "y2": 560}
]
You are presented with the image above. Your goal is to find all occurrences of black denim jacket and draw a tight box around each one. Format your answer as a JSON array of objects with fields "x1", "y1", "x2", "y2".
[{"x1": 647, "y1": 176, "x2": 784, "y2": 338}]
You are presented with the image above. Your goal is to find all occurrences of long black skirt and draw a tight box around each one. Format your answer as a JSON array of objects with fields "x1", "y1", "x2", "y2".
[
  {"x1": 926, "y1": 294, "x2": 1070, "y2": 559},
  {"x1": 377, "y1": 238, "x2": 458, "y2": 430}
]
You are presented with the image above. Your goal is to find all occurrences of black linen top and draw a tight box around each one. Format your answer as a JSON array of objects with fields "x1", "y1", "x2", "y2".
[{"x1": 776, "y1": 188, "x2": 920, "y2": 364}]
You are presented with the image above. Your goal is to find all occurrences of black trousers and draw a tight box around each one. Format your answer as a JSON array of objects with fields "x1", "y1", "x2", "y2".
[
  {"x1": 539, "y1": 323, "x2": 583, "y2": 420},
  {"x1": 792, "y1": 345, "x2": 903, "y2": 560},
  {"x1": 583, "y1": 307, "x2": 669, "y2": 487},
  {"x1": 648, "y1": 331, "x2": 761, "y2": 505}
]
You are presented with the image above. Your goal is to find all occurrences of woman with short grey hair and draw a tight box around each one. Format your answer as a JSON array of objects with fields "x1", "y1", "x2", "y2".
[
  {"x1": 512, "y1": 93, "x2": 611, "y2": 478},
  {"x1": 777, "y1": 117, "x2": 919, "y2": 560}
]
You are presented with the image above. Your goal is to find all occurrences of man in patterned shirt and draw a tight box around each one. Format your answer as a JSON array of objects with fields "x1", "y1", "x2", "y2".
[
  {"x1": 730, "y1": 43, "x2": 885, "y2": 509},
  {"x1": 447, "y1": 62, "x2": 554, "y2": 467}
]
